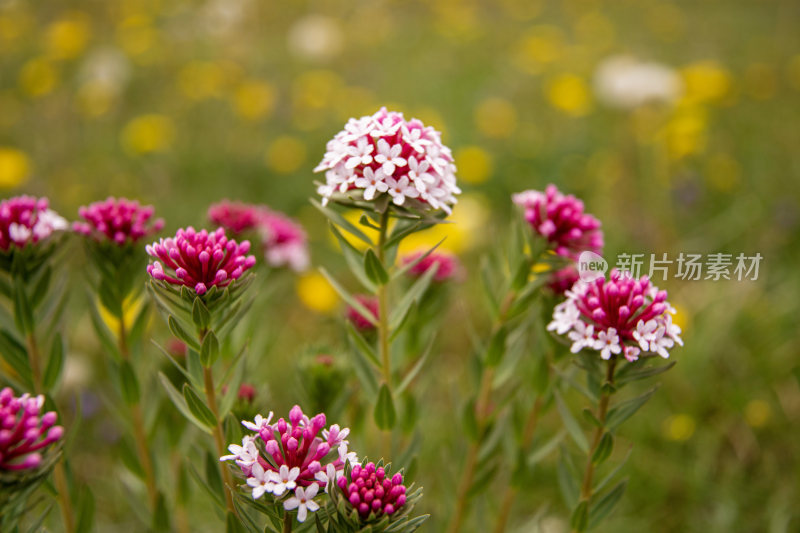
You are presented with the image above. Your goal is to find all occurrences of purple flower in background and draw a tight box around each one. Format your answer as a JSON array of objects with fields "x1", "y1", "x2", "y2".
[
  {"x1": 208, "y1": 200, "x2": 264, "y2": 236},
  {"x1": 74, "y1": 197, "x2": 164, "y2": 245},
  {"x1": 0, "y1": 388, "x2": 63, "y2": 471},
  {"x1": 259, "y1": 209, "x2": 309, "y2": 272},
  {"x1": 401, "y1": 250, "x2": 463, "y2": 282},
  {"x1": 513, "y1": 185, "x2": 603, "y2": 260},
  {"x1": 146, "y1": 227, "x2": 256, "y2": 295},
  {"x1": 0, "y1": 196, "x2": 68, "y2": 251}
]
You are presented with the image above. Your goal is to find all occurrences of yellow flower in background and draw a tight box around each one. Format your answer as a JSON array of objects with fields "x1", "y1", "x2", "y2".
[
  {"x1": 177, "y1": 61, "x2": 226, "y2": 101},
  {"x1": 662, "y1": 413, "x2": 696, "y2": 442},
  {"x1": 45, "y1": 12, "x2": 91, "y2": 60},
  {"x1": 266, "y1": 136, "x2": 306, "y2": 174},
  {"x1": 121, "y1": 114, "x2": 175, "y2": 154},
  {"x1": 475, "y1": 97, "x2": 517, "y2": 138},
  {"x1": 513, "y1": 25, "x2": 565, "y2": 75},
  {"x1": 330, "y1": 210, "x2": 381, "y2": 252},
  {"x1": 232, "y1": 80, "x2": 276, "y2": 121},
  {"x1": 0, "y1": 148, "x2": 31, "y2": 188},
  {"x1": 19, "y1": 58, "x2": 59, "y2": 98},
  {"x1": 669, "y1": 303, "x2": 688, "y2": 333},
  {"x1": 398, "y1": 193, "x2": 490, "y2": 254},
  {"x1": 117, "y1": 15, "x2": 156, "y2": 58},
  {"x1": 704, "y1": 153, "x2": 741, "y2": 192},
  {"x1": 661, "y1": 105, "x2": 707, "y2": 159},
  {"x1": 546, "y1": 74, "x2": 592, "y2": 116},
  {"x1": 296, "y1": 272, "x2": 338, "y2": 314},
  {"x1": 76, "y1": 81, "x2": 115, "y2": 117},
  {"x1": 744, "y1": 399, "x2": 771, "y2": 428},
  {"x1": 681, "y1": 61, "x2": 732, "y2": 104},
  {"x1": 455, "y1": 146, "x2": 492, "y2": 184},
  {"x1": 98, "y1": 295, "x2": 144, "y2": 336}
]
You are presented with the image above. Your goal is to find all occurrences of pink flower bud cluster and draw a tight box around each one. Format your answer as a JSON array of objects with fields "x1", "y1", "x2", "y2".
[
  {"x1": 346, "y1": 295, "x2": 379, "y2": 331},
  {"x1": 0, "y1": 196, "x2": 68, "y2": 252},
  {"x1": 336, "y1": 462, "x2": 407, "y2": 519},
  {"x1": 548, "y1": 269, "x2": 683, "y2": 361},
  {"x1": 74, "y1": 197, "x2": 164, "y2": 245},
  {"x1": 146, "y1": 227, "x2": 256, "y2": 295},
  {"x1": 0, "y1": 388, "x2": 63, "y2": 471},
  {"x1": 314, "y1": 107, "x2": 460, "y2": 213},
  {"x1": 401, "y1": 250, "x2": 463, "y2": 282},
  {"x1": 512, "y1": 185, "x2": 603, "y2": 260},
  {"x1": 208, "y1": 200, "x2": 309, "y2": 272}
]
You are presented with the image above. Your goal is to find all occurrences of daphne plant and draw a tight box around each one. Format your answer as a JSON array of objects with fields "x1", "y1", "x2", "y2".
[
  {"x1": 312, "y1": 107, "x2": 460, "y2": 459},
  {"x1": 548, "y1": 269, "x2": 681, "y2": 532},
  {"x1": 74, "y1": 197, "x2": 165, "y2": 518},
  {"x1": 146, "y1": 226, "x2": 257, "y2": 521}
]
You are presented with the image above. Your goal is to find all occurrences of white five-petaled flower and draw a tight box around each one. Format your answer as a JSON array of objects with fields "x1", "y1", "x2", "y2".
[
  {"x1": 624, "y1": 345, "x2": 641, "y2": 362},
  {"x1": 406, "y1": 156, "x2": 433, "y2": 193},
  {"x1": 269, "y1": 464, "x2": 299, "y2": 496},
  {"x1": 568, "y1": 321, "x2": 597, "y2": 353},
  {"x1": 633, "y1": 319, "x2": 659, "y2": 352},
  {"x1": 664, "y1": 313, "x2": 683, "y2": 346},
  {"x1": 353, "y1": 167, "x2": 388, "y2": 201},
  {"x1": 8, "y1": 223, "x2": 31, "y2": 243},
  {"x1": 597, "y1": 328, "x2": 621, "y2": 360},
  {"x1": 374, "y1": 139, "x2": 407, "y2": 176},
  {"x1": 247, "y1": 463, "x2": 276, "y2": 499},
  {"x1": 284, "y1": 484, "x2": 320, "y2": 523},
  {"x1": 385, "y1": 176, "x2": 420, "y2": 206},
  {"x1": 402, "y1": 125, "x2": 429, "y2": 153},
  {"x1": 314, "y1": 463, "x2": 338, "y2": 492},
  {"x1": 345, "y1": 138, "x2": 374, "y2": 169},
  {"x1": 219, "y1": 436, "x2": 259, "y2": 468},
  {"x1": 547, "y1": 301, "x2": 580, "y2": 334},
  {"x1": 322, "y1": 424, "x2": 350, "y2": 446},
  {"x1": 242, "y1": 412, "x2": 273, "y2": 432},
  {"x1": 338, "y1": 443, "x2": 358, "y2": 466}
]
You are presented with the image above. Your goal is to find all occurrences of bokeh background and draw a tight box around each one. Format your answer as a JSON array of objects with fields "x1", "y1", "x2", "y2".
[{"x1": 1, "y1": 0, "x2": 799, "y2": 531}]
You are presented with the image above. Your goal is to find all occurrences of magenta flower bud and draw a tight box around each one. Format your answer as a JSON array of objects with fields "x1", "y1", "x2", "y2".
[
  {"x1": 194, "y1": 283, "x2": 207, "y2": 295},
  {"x1": 0, "y1": 390, "x2": 62, "y2": 471},
  {"x1": 371, "y1": 499, "x2": 381, "y2": 511},
  {"x1": 396, "y1": 494, "x2": 406, "y2": 507},
  {"x1": 350, "y1": 493, "x2": 361, "y2": 506},
  {"x1": 337, "y1": 461, "x2": 408, "y2": 518},
  {"x1": 358, "y1": 503, "x2": 369, "y2": 516},
  {"x1": 392, "y1": 473, "x2": 403, "y2": 485},
  {"x1": 338, "y1": 476, "x2": 348, "y2": 490},
  {"x1": 46, "y1": 426, "x2": 64, "y2": 442},
  {"x1": 199, "y1": 251, "x2": 210, "y2": 263}
]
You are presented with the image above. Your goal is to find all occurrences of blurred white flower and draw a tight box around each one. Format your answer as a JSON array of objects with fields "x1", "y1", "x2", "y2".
[
  {"x1": 287, "y1": 15, "x2": 343, "y2": 61},
  {"x1": 79, "y1": 47, "x2": 131, "y2": 92},
  {"x1": 593, "y1": 55, "x2": 683, "y2": 109}
]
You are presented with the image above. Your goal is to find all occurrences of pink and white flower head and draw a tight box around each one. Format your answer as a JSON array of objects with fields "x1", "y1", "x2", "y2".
[
  {"x1": 512, "y1": 185, "x2": 603, "y2": 261},
  {"x1": 259, "y1": 209, "x2": 310, "y2": 272},
  {"x1": 0, "y1": 196, "x2": 68, "y2": 251},
  {"x1": 74, "y1": 197, "x2": 164, "y2": 245},
  {"x1": 145, "y1": 227, "x2": 256, "y2": 296},
  {"x1": 221, "y1": 405, "x2": 357, "y2": 505},
  {"x1": 547, "y1": 269, "x2": 683, "y2": 361},
  {"x1": 0, "y1": 387, "x2": 64, "y2": 471},
  {"x1": 207, "y1": 200, "x2": 263, "y2": 236},
  {"x1": 401, "y1": 250, "x2": 463, "y2": 283},
  {"x1": 346, "y1": 295, "x2": 379, "y2": 331},
  {"x1": 314, "y1": 107, "x2": 460, "y2": 214},
  {"x1": 336, "y1": 462, "x2": 407, "y2": 519}
]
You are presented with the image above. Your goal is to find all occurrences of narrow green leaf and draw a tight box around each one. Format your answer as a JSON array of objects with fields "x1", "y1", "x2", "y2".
[
  {"x1": 484, "y1": 326, "x2": 508, "y2": 367},
  {"x1": 374, "y1": 384, "x2": 396, "y2": 430},
  {"x1": 311, "y1": 199, "x2": 373, "y2": 245},
  {"x1": 605, "y1": 386, "x2": 659, "y2": 430},
  {"x1": 570, "y1": 500, "x2": 589, "y2": 532},
  {"x1": 40, "y1": 332, "x2": 63, "y2": 391},
  {"x1": 192, "y1": 297, "x2": 211, "y2": 330},
  {"x1": 206, "y1": 450, "x2": 225, "y2": 502},
  {"x1": 527, "y1": 429, "x2": 566, "y2": 467},
  {"x1": 388, "y1": 264, "x2": 438, "y2": 330},
  {"x1": 588, "y1": 479, "x2": 627, "y2": 528},
  {"x1": 364, "y1": 249, "x2": 389, "y2": 285},
  {"x1": 391, "y1": 237, "x2": 445, "y2": 279},
  {"x1": 462, "y1": 399, "x2": 479, "y2": 441},
  {"x1": 158, "y1": 372, "x2": 212, "y2": 434},
  {"x1": 200, "y1": 330, "x2": 220, "y2": 367},
  {"x1": 591, "y1": 432, "x2": 614, "y2": 465},
  {"x1": 13, "y1": 281, "x2": 34, "y2": 335},
  {"x1": 29, "y1": 266, "x2": 52, "y2": 310},
  {"x1": 615, "y1": 361, "x2": 676, "y2": 386},
  {"x1": 168, "y1": 315, "x2": 201, "y2": 351},
  {"x1": 345, "y1": 321, "x2": 380, "y2": 367},
  {"x1": 183, "y1": 383, "x2": 217, "y2": 428},
  {"x1": 119, "y1": 360, "x2": 141, "y2": 405},
  {"x1": 554, "y1": 391, "x2": 589, "y2": 453},
  {"x1": 74, "y1": 486, "x2": 95, "y2": 533},
  {"x1": 151, "y1": 340, "x2": 203, "y2": 390},
  {"x1": 582, "y1": 408, "x2": 603, "y2": 428},
  {"x1": 0, "y1": 328, "x2": 32, "y2": 387},
  {"x1": 396, "y1": 339, "x2": 434, "y2": 395},
  {"x1": 152, "y1": 492, "x2": 171, "y2": 532},
  {"x1": 328, "y1": 222, "x2": 375, "y2": 291},
  {"x1": 319, "y1": 268, "x2": 378, "y2": 326},
  {"x1": 225, "y1": 512, "x2": 247, "y2": 533}
]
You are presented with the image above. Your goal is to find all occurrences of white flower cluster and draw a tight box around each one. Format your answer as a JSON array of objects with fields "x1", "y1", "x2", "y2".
[{"x1": 314, "y1": 107, "x2": 460, "y2": 213}]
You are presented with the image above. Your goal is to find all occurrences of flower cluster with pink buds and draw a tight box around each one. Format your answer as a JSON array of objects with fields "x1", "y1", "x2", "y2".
[
  {"x1": 0, "y1": 388, "x2": 63, "y2": 471},
  {"x1": 513, "y1": 185, "x2": 603, "y2": 260},
  {"x1": 74, "y1": 197, "x2": 164, "y2": 245},
  {"x1": 548, "y1": 269, "x2": 683, "y2": 361},
  {"x1": 347, "y1": 295, "x2": 379, "y2": 331},
  {"x1": 336, "y1": 462, "x2": 407, "y2": 519},
  {"x1": 208, "y1": 200, "x2": 309, "y2": 272},
  {"x1": 146, "y1": 227, "x2": 256, "y2": 295},
  {"x1": 401, "y1": 250, "x2": 463, "y2": 282},
  {"x1": 314, "y1": 107, "x2": 460, "y2": 213},
  {"x1": 0, "y1": 196, "x2": 68, "y2": 252},
  {"x1": 221, "y1": 406, "x2": 357, "y2": 522}
]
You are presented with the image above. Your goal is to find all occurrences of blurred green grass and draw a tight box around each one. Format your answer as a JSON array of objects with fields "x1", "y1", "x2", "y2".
[{"x1": 1, "y1": 0, "x2": 799, "y2": 531}]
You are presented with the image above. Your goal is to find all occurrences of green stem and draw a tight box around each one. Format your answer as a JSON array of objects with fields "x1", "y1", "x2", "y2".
[
  {"x1": 118, "y1": 318, "x2": 158, "y2": 510},
  {"x1": 375, "y1": 209, "x2": 392, "y2": 457},
  {"x1": 283, "y1": 512, "x2": 293, "y2": 533},
  {"x1": 572, "y1": 359, "x2": 618, "y2": 533},
  {"x1": 203, "y1": 357, "x2": 236, "y2": 515}
]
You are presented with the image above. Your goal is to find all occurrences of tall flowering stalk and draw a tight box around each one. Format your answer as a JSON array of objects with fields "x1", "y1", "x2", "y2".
[
  {"x1": 0, "y1": 196, "x2": 78, "y2": 532},
  {"x1": 221, "y1": 405, "x2": 428, "y2": 532},
  {"x1": 147, "y1": 226, "x2": 257, "y2": 521},
  {"x1": 548, "y1": 269, "x2": 681, "y2": 532},
  {"x1": 75, "y1": 197, "x2": 164, "y2": 516},
  {"x1": 312, "y1": 108, "x2": 460, "y2": 456}
]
